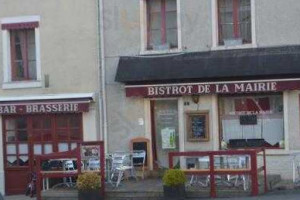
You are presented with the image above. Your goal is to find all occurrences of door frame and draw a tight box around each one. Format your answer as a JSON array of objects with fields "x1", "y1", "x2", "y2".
[{"x1": 149, "y1": 98, "x2": 183, "y2": 169}]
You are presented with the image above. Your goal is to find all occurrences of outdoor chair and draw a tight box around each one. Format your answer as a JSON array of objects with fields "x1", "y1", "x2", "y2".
[
  {"x1": 226, "y1": 156, "x2": 249, "y2": 191},
  {"x1": 88, "y1": 158, "x2": 100, "y2": 171},
  {"x1": 110, "y1": 152, "x2": 131, "y2": 187},
  {"x1": 132, "y1": 150, "x2": 146, "y2": 179}
]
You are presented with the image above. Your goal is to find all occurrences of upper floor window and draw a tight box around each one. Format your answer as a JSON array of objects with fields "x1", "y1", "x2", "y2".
[
  {"x1": 10, "y1": 29, "x2": 36, "y2": 81},
  {"x1": 146, "y1": 0, "x2": 178, "y2": 50},
  {"x1": 1, "y1": 16, "x2": 42, "y2": 89},
  {"x1": 218, "y1": 0, "x2": 252, "y2": 46}
]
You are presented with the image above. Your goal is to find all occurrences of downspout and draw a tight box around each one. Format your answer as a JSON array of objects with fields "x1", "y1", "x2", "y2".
[{"x1": 97, "y1": 0, "x2": 108, "y2": 153}]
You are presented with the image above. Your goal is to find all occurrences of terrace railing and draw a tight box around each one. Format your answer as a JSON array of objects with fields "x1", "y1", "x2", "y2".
[{"x1": 168, "y1": 148, "x2": 267, "y2": 198}]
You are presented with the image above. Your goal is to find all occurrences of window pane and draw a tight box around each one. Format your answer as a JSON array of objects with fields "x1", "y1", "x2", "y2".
[
  {"x1": 57, "y1": 131, "x2": 68, "y2": 140},
  {"x1": 44, "y1": 144, "x2": 53, "y2": 154},
  {"x1": 28, "y1": 61, "x2": 37, "y2": 80},
  {"x1": 34, "y1": 144, "x2": 42, "y2": 155},
  {"x1": 19, "y1": 156, "x2": 29, "y2": 166},
  {"x1": 58, "y1": 143, "x2": 69, "y2": 152},
  {"x1": 70, "y1": 116, "x2": 81, "y2": 128},
  {"x1": 43, "y1": 131, "x2": 52, "y2": 141},
  {"x1": 239, "y1": 0, "x2": 251, "y2": 43},
  {"x1": 166, "y1": 29, "x2": 178, "y2": 48},
  {"x1": 32, "y1": 118, "x2": 41, "y2": 129},
  {"x1": 19, "y1": 144, "x2": 28, "y2": 154},
  {"x1": 6, "y1": 144, "x2": 17, "y2": 154},
  {"x1": 7, "y1": 156, "x2": 17, "y2": 167},
  {"x1": 6, "y1": 131, "x2": 16, "y2": 142},
  {"x1": 71, "y1": 143, "x2": 77, "y2": 150},
  {"x1": 150, "y1": 30, "x2": 162, "y2": 47},
  {"x1": 57, "y1": 117, "x2": 68, "y2": 128},
  {"x1": 32, "y1": 131, "x2": 42, "y2": 141},
  {"x1": 218, "y1": 0, "x2": 234, "y2": 43},
  {"x1": 17, "y1": 131, "x2": 28, "y2": 141},
  {"x1": 70, "y1": 129, "x2": 81, "y2": 140},
  {"x1": 166, "y1": 0, "x2": 177, "y2": 11}
]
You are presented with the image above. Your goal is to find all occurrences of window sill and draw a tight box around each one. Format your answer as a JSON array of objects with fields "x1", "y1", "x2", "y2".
[
  {"x1": 140, "y1": 48, "x2": 182, "y2": 55},
  {"x1": 2, "y1": 81, "x2": 43, "y2": 89},
  {"x1": 211, "y1": 43, "x2": 257, "y2": 51}
]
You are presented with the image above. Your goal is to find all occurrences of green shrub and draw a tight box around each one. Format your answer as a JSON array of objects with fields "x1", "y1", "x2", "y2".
[
  {"x1": 77, "y1": 173, "x2": 101, "y2": 191},
  {"x1": 162, "y1": 169, "x2": 186, "y2": 187}
]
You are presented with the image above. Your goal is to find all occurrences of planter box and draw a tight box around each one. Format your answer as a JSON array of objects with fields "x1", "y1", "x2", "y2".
[
  {"x1": 163, "y1": 184, "x2": 185, "y2": 200},
  {"x1": 78, "y1": 190, "x2": 103, "y2": 200}
]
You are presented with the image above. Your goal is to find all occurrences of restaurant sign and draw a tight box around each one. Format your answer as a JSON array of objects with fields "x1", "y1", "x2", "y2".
[
  {"x1": 0, "y1": 102, "x2": 89, "y2": 115},
  {"x1": 125, "y1": 79, "x2": 300, "y2": 97}
]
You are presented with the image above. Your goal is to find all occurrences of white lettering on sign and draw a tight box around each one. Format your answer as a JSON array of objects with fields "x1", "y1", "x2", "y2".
[
  {"x1": 147, "y1": 85, "x2": 194, "y2": 96},
  {"x1": 146, "y1": 81, "x2": 278, "y2": 96},
  {"x1": 0, "y1": 105, "x2": 17, "y2": 114},
  {"x1": 234, "y1": 82, "x2": 277, "y2": 93},
  {"x1": 26, "y1": 103, "x2": 79, "y2": 113}
]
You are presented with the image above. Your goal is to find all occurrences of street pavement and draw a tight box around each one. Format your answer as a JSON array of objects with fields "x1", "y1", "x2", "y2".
[
  {"x1": 200, "y1": 190, "x2": 300, "y2": 200},
  {"x1": 3, "y1": 190, "x2": 300, "y2": 200}
]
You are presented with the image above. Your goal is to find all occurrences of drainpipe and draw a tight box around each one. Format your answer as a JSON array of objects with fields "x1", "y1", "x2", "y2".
[{"x1": 97, "y1": 0, "x2": 108, "y2": 153}]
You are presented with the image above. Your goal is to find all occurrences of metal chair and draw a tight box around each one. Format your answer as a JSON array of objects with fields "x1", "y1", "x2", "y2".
[
  {"x1": 132, "y1": 150, "x2": 146, "y2": 179},
  {"x1": 88, "y1": 158, "x2": 100, "y2": 171},
  {"x1": 110, "y1": 152, "x2": 128, "y2": 187}
]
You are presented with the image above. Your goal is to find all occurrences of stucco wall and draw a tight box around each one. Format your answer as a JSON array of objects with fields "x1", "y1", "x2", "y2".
[
  {"x1": 182, "y1": 95, "x2": 214, "y2": 151},
  {"x1": 0, "y1": 116, "x2": 4, "y2": 195},
  {"x1": 0, "y1": 0, "x2": 99, "y2": 95}
]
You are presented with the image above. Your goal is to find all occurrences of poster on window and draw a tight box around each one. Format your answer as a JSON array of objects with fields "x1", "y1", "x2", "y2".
[
  {"x1": 81, "y1": 145, "x2": 100, "y2": 159},
  {"x1": 161, "y1": 127, "x2": 176, "y2": 149}
]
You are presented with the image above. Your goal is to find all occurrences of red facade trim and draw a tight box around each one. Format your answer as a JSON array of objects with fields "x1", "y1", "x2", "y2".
[
  {"x1": 1, "y1": 22, "x2": 39, "y2": 30},
  {"x1": 125, "y1": 79, "x2": 300, "y2": 97}
]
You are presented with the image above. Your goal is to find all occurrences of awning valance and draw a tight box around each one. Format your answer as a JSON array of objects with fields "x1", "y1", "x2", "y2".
[
  {"x1": 0, "y1": 93, "x2": 94, "y2": 115},
  {"x1": 1, "y1": 21, "x2": 39, "y2": 30}
]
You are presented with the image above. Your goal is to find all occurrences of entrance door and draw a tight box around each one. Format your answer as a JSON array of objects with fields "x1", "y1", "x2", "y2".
[
  {"x1": 3, "y1": 117, "x2": 31, "y2": 195},
  {"x1": 3, "y1": 114, "x2": 83, "y2": 195},
  {"x1": 151, "y1": 100, "x2": 179, "y2": 168}
]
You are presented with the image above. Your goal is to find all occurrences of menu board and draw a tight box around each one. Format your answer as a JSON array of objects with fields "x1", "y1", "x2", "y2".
[
  {"x1": 191, "y1": 116, "x2": 206, "y2": 138},
  {"x1": 187, "y1": 112, "x2": 209, "y2": 142}
]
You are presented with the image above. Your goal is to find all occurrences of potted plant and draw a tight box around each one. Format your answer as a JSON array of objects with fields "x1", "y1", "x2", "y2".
[
  {"x1": 162, "y1": 169, "x2": 186, "y2": 200},
  {"x1": 77, "y1": 173, "x2": 103, "y2": 200}
]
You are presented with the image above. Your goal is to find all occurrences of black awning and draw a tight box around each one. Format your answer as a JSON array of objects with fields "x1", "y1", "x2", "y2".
[{"x1": 115, "y1": 45, "x2": 300, "y2": 84}]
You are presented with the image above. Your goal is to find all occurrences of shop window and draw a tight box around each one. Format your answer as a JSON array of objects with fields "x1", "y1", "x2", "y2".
[
  {"x1": 219, "y1": 94, "x2": 284, "y2": 148},
  {"x1": 218, "y1": 0, "x2": 252, "y2": 45},
  {"x1": 146, "y1": 0, "x2": 178, "y2": 50}
]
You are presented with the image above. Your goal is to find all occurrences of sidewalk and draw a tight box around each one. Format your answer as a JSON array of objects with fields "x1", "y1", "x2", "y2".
[{"x1": 4, "y1": 190, "x2": 300, "y2": 200}]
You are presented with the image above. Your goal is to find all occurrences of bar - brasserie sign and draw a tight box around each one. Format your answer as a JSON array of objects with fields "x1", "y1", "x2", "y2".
[
  {"x1": 0, "y1": 102, "x2": 89, "y2": 115},
  {"x1": 125, "y1": 79, "x2": 300, "y2": 97}
]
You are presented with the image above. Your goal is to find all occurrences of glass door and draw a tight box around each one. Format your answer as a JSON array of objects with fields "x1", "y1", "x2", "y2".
[
  {"x1": 152, "y1": 100, "x2": 179, "y2": 168},
  {"x1": 3, "y1": 116, "x2": 30, "y2": 194}
]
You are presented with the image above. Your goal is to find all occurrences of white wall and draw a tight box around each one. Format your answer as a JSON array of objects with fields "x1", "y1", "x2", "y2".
[
  {"x1": 0, "y1": 116, "x2": 4, "y2": 194},
  {"x1": 83, "y1": 104, "x2": 98, "y2": 141}
]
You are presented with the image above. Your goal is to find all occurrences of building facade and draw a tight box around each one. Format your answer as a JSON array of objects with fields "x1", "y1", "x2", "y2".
[
  {"x1": 105, "y1": 0, "x2": 300, "y2": 180},
  {"x1": 0, "y1": 0, "x2": 101, "y2": 195}
]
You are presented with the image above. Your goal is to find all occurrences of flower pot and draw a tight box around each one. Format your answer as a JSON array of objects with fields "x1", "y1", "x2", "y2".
[
  {"x1": 163, "y1": 184, "x2": 185, "y2": 200},
  {"x1": 78, "y1": 190, "x2": 103, "y2": 200}
]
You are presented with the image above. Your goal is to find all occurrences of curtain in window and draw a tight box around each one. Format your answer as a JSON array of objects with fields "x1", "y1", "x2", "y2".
[
  {"x1": 147, "y1": 0, "x2": 177, "y2": 49},
  {"x1": 218, "y1": 0, "x2": 251, "y2": 45},
  {"x1": 10, "y1": 29, "x2": 36, "y2": 81}
]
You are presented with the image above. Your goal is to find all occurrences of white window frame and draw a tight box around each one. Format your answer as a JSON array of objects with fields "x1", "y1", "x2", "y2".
[
  {"x1": 211, "y1": 0, "x2": 257, "y2": 50},
  {"x1": 140, "y1": 0, "x2": 182, "y2": 55},
  {"x1": 1, "y1": 15, "x2": 42, "y2": 89}
]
